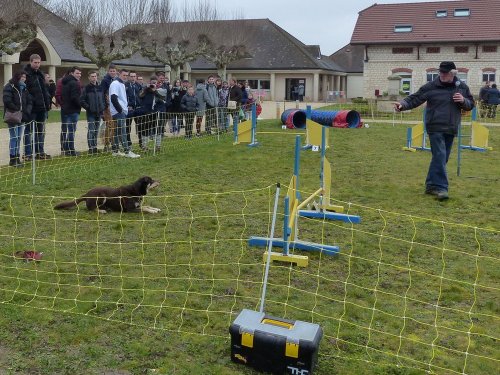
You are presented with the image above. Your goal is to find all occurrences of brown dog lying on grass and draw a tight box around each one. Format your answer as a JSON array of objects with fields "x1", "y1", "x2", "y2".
[{"x1": 54, "y1": 176, "x2": 161, "y2": 214}]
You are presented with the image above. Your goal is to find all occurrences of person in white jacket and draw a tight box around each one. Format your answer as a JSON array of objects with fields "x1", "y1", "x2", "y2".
[{"x1": 109, "y1": 69, "x2": 139, "y2": 158}]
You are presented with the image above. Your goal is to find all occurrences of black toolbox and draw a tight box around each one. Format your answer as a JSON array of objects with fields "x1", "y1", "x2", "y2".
[{"x1": 229, "y1": 309, "x2": 322, "y2": 374}]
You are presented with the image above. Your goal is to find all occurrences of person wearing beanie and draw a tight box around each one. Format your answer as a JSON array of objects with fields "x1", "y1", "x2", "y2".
[{"x1": 394, "y1": 61, "x2": 475, "y2": 201}]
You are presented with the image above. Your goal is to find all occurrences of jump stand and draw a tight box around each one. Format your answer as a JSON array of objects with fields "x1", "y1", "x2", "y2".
[
  {"x1": 403, "y1": 108, "x2": 492, "y2": 153},
  {"x1": 402, "y1": 123, "x2": 431, "y2": 152},
  {"x1": 302, "y1": 106, "x2": 330, "y2": 151},
  {"x1": 460, "y1": 110, "x2": 493, "y2": 152},
  {"x1": 234, "y1": 103, "x2": 259, "y2": 147},
  {"x1": 461, "y1": 121, "x2": 493, "y2": 151},
  {"x1": 249, "y1": 132, "x2": 361, "y2": 266}
]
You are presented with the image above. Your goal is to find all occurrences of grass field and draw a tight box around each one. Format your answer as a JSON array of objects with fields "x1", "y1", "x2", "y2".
[{"x1": 0, "y1": 119, "x2": 498, "y2": 375}]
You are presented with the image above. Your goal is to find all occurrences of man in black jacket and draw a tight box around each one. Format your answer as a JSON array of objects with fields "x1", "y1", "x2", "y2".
[
  {"x1": 395, "y1": 61, "x2": 475, "y2": 201},
  {"x1": 125, "y1": 71, "x2": 142, "y2": 147},
  {"x1": 60, "y1": 66, "x2": 82, "y2": 156},
  {"x1": 80, "y1": 71, "x2": 106, "y2": 154},
  {"x1": 23, "y1": 54, "x2": 52, "y2": 160}
]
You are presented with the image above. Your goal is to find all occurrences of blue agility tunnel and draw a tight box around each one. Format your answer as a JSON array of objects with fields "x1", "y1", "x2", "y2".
[{"x1": 280, "y1": 109, "x2": 307, "y2": 129}]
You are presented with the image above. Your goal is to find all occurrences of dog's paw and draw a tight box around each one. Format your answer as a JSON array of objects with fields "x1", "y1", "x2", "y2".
[
  {"x1": 142, "y1": 206, "x2": 161, "y2": 214},
  {"x1": 98, "y1": 209, "x2": 107, "y2": 214}
]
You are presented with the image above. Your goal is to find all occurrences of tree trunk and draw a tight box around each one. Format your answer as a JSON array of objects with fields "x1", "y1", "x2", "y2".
[{"x1": 218, "y1": 65, "x2": 227, "y2": 81}]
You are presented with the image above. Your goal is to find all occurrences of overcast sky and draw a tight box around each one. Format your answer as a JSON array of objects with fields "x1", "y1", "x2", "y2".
[{"x1": 210, "y1": 0, "x2": 455, "y2": 56}]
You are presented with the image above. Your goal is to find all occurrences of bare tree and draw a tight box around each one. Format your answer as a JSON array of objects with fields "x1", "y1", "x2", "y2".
[
  {"x1": 203, "y1": 19, "x2": 251, "y2": 80},
  {"x1": 141, "y1": 23, "x2": 212, "y2": 80},
  {"x1": 48, "y1": 0, "x2": 157, "y2": 75},
  {"x1": 140, "y1": 0, "x2": 219, "y2": 80},
  {"x1": 0, "y1": 0, "x2": 50, "y2": 55}
]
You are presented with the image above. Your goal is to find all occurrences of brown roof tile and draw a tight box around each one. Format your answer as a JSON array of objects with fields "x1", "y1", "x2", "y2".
[{"x1": 351, "y1": 0, "x2": 500, "y2": 45}]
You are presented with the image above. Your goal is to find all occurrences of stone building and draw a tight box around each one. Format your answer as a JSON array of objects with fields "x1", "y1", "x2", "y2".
[{"x1": 350, "y1": 0, "x2": 500, "y2": 98}]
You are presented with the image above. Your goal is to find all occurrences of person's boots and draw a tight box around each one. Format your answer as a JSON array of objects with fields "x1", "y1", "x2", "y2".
[
  {"x1": 15, "y1": 157, "x2": 24, "y2": 167},
  {"x1": 9, "y1": 156, "x2": 17, "y2": 167}
]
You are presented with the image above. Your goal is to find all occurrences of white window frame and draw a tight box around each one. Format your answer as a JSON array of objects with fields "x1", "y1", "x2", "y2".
[
  {"x1": 482, "y1": 72, "x2": 496, "y2": 83},
  {"x1": 454, "y1": 8, "x2": 470, "y2": 17},
  {"x1": 394, "y1": 25, "x2": 412, "y2": 33},
  {"x1": 427, "y1": 71, "x2": 439, "y2": 82}
]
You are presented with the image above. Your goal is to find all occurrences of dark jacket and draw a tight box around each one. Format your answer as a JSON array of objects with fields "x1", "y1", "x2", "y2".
[
  {"x1": 486, "y1": 87, "x2": 500, "y2": 105},
  {"x1": 61, "y1": 75, "x2": 82, "y2": 115},
  {"x1": 47, "y1": 81, "x2": 56, "y2": 106},
  {"x1": 100, "y1": 73, "x2": 115, "y2": 97},
  {"x1": 400, "y1": 77, "x2": 475, "y2": 135},
  {"x1": 125, "y1": 81, "x2": 142, "y2": 110},
  {"x1": 3, "y1": 82, "x2": 33, "y2": 124},
  {"x1": 80, "y1": 82, "x2": 106, "y2": 115},
  {"x1": 240, "y1": 87, "x2": 248, "y2": 105},
  {"x1": 479, "y1": 85, "x2": 490, "y2": 102},
  {"x1": 180, "y1": 93, "x2": 199, "y2": 113},
  {"x1": 229, "y1": 84, "x2": 243, "y2": 105},
  {"x1": 24, "y1": 64, "x2": 51, "y2": 113},
  {"x1": 139, "y1": 87, "x2": 166, "y2": 114},
  {"x1": 170, "y1": 86, "x2": 185, "y2": 113}
]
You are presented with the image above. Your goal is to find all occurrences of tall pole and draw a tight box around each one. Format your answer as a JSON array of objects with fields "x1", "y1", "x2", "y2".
[{"x1": 259, "y1": 183, "x2": 281, "y2": 313}]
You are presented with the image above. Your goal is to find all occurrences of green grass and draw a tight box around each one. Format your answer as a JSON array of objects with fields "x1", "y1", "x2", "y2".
[{"x1": 0, "y1": 121, "x2": 498, "y2": 374}]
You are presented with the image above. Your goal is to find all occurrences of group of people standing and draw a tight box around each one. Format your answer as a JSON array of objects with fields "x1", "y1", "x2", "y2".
[
  {"x1": 2, "y1": 59, "x2": 258, "y2": 165},
  {"x1": 3, "y1": 54, "x2": 52, "y2": 167},
  {"x1": 478, "y1": 81, "x2": 500, "y2": 118}
]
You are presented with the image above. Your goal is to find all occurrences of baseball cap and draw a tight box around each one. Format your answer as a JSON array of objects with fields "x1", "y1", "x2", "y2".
[{"x1": 439, "y1": 61, "x2": 456, "y2": 73}]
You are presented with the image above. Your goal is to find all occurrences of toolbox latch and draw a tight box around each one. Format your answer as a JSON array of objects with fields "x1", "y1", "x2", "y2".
[
  {"x1": 240, "y1": 329, "x2": 254, "y2": 348},
  {"x1": 285, "y1": 339, "x2": 299, "y2": 358}
]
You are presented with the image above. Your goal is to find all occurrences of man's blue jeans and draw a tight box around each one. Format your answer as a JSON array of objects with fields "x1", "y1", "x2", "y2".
[
  {"x1": 24, "y1": 111, "x2": 47, "y2": 157},
  {"x1": 112, "y1": 113, "x2": 130, "y2": 152},
  {"x1": 87, "y1": 113, "x2": 100, "y2": 150},
  {"x1": 426, "y1": 132, "x2": 455, "y2": 192},
  {"x1": 61, "y1": 112, "x2": 79, "y2": 152}
]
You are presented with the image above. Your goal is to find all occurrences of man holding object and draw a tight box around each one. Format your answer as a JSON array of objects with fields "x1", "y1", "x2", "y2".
[{"x1": 394, "y1": 61, "x2": 475, "y2": 201}]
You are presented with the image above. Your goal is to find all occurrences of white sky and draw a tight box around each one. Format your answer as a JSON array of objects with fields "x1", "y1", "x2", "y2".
[{"x1": 211, "y1": 0, "x2": 456, "y2": 55}]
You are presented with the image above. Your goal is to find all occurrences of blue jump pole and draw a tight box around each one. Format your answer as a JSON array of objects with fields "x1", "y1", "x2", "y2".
[
  {"x1": 457, "y1": 110, "x2": 463, "y2": 177},
  {"x1": 283, "y1": 195, "x2": 290, "y2": 256},
  {"x1": 306, "y1": 105, "x2": 312, "y2": 120},
  {"x1": 248, "y1": 103, "x2": 259, "y2": 147},
  {"x1": 294, "y1": 135, "x2": 301, "y2": 202},
  {"x1": 233, "y1": 112, "x2": 238, "y2": 144}
]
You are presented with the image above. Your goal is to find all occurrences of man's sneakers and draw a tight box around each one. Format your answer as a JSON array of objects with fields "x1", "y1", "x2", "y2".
[
  {"x1": 112, "y1": 150, "x2": 140, "y2": 158},
  {"x1": 425, "y1": 188, "x2": 439, "y2": 196},
  {"x1": 125, "y1": 151, "x2": 140, "y2": 158},
  {"x1": 425, "y1": 187, "x2": 449, "y2": 201},
  {"x1": 436, "y1": 191, "x2": 449, "y2": 201},
  {"x1": 35, "y1": 153, "x2": 51, "y2": 160}
]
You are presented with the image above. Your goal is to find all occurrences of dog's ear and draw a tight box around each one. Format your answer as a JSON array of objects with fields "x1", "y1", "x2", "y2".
[{"x1": 137, "y1": 177, "x2": 150, "y2": 195}]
